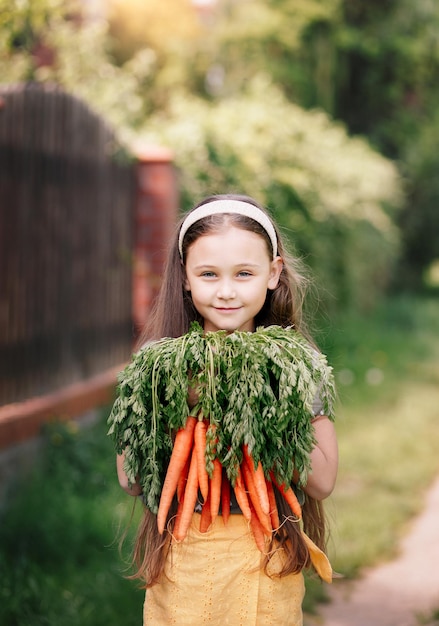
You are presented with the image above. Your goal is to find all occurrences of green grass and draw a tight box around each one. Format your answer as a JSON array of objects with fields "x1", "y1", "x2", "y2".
[
  {"x1": 0, "y1": 418, "x2": 145, "y2": 626},
  {"x1": 1, "y1": 294, "x2": 439, "y2": 623},
  {"x1": 303, "y1": 294, "x2": 439, "y2": 611},
  {"x1": 316, "y1": 294, "x2": 439, "y2": 576}
]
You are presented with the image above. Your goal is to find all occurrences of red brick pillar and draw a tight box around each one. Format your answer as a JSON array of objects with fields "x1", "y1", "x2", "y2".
[{"x1": 133, "y1": 146, "x2": 178, "y2": 337}]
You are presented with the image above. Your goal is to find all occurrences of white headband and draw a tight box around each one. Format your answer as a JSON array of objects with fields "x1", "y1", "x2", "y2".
[{"x1": 178, "y1": 200, "x2": 278, "y2": 258}]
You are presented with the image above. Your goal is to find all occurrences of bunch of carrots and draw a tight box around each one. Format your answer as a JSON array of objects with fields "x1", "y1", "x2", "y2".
[{"x1": 156, "y1": 415, "x2": 302, "y2": 552}]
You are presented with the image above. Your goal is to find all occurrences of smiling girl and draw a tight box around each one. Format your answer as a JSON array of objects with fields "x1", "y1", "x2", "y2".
[{"x1": 111, "y1": 194, "x2": 338, "y2": 625}]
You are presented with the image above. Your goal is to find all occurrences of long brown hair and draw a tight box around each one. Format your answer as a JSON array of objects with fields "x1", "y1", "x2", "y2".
[
  {"x1": 129, "y1": 194, "x2": 328, "y2": 585},
  {"x1": 136, "y1": 194, "x2": 311, "y2": 345}
]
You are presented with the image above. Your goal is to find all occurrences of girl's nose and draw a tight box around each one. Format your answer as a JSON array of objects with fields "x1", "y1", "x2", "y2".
[{"x1": 217, "y1": 281, "x2": 236, "y2": 299}]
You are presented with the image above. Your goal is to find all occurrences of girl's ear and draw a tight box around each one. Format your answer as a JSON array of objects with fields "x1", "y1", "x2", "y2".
[{"x1": 268, "y1": 256, "x2": 283, "y2": 290}]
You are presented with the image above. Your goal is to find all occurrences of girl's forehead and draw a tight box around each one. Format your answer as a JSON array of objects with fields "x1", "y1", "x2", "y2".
[{"x1": 188, "y1": 225, "x2": 269, "y2": 252}]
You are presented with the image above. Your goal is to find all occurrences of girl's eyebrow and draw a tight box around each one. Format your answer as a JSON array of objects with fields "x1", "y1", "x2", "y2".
[
  {"x1": 193, "y1": 262, "x2": 261, "y2": 270},
  {"x1": 192, "y1": 264, "x2": 217, "y2": 270}
]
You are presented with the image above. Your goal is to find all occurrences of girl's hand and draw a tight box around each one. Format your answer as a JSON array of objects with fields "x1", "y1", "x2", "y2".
[
  {"x1": 187, "y1": 384, "x2": 200, "y2": 409},
  {"x1": 116, "y1": 452, "x2": 143, "y2": 496}
]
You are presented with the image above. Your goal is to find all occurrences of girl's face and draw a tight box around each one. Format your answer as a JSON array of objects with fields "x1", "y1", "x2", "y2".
[{"x1": 184, "y1": 226, "x2": 283, "y2": 333}]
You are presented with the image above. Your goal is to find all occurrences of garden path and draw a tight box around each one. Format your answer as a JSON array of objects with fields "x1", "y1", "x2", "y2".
[{"x1": 306, "y1": 474, "x2": 439, "y2": 626}]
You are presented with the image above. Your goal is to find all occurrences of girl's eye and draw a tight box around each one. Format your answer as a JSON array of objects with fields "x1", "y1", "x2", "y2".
[
  {"x1": 238, "y1": 271, "x2": 252, "y2": 277},
  {"x1": 201, "y1": 271, "x2": 216, "y2": 278}
]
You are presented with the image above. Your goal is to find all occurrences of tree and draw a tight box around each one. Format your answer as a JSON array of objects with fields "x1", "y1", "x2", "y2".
[
  {"x1": 184, "y1": 0, "x2": 341, "y2": 103},
  {"x1": 0, "y1": 0, "x2": 407, "y2": 304},
  {"x1": 0, "y1": 0, "x2": 154, "y2": 135},
  {"x1": 190, "y1": 0, "x2": 439, "y2": 288},
  {"x1": 106, "y1": 0, "x2": 201, "y2": 64},
  {"x1": 331, "y1": 0, "x2": 439, "y2": 287},
  {"x1": 141, "y1": 80, "x2": 402, "y2": 313},
  {"x1": 398, "y1": 113, "x2": 439, "y2": 289}
]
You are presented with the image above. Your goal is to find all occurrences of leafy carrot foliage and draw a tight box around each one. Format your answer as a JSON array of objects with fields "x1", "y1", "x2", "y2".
[{"x1": 107, "y1": 324, "x2": 335, "y2": 513}]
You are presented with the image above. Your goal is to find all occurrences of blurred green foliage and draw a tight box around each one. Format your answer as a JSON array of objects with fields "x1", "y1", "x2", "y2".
[
  {"x1": 2, "y1": 0, "x2": 439, "y2": 296},
  {"x1": 198, "y1": 0, "x2": 439, "y2": 290},
  {"x1": 323, "y1": 295, "x2": 439, "y2": 577},
  {"x1": 143, "y1": 80, "x2": 401, "y2": 314},
  {"x1": 0, "y1": 0, "x2": 154, "y2": 136},
  {"x1": 399, "y1": 112, "x2": 439, "y2": 288},
  {"x1": 0, "y1": 417, "x2": 144, "y2": 626}
]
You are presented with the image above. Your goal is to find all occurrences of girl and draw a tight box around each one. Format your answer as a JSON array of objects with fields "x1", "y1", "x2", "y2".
[{"x1": 111, "y1": 194, "x2": 338, "y2": 625}]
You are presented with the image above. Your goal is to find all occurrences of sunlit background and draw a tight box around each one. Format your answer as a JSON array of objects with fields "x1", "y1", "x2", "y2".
[{"x1": 1, "y1": 1, "x2": 439, "y2": 624}]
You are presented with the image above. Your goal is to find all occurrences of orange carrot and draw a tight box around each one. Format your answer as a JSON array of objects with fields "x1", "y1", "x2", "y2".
[
  {"x1": 199, "y1": 490, "x2": 212, "y2": 533},
  {"x1": 174, "y1": 447, "x2": 199, "y2": 541},
  {"x1": 249, "y1": 502, "x2": 267, "y2": 553},
  {"x1": 157, "y1": 415, "x2": 196, "y2": 534},
  {"x1": 242, "y1": 444, "x2": 270, "y2": 515},
  {"x1": 177, "y1": 456, "x2": 190, "y2": 503},
  {"x1": 221, "y1": 471, "x2": 231, "y2": 526},
  {"x1": 233, "y1": 466, "x2": 252, "y2": 521},
  {"x1": 195, "y1": 419, "x2": 209, "y2": 502},
  {"x1": 266, "y1": 478, "x2": 280, "y2": 529},
  {"x1": 173, "y1": 495, "x2": 185, "y2": 539},
  {"x1": 210, "y1": 458, "x2": 222, "y2": 524},
  {"x1": 270, "y1": 471, "x2": 302, "y2": 519},
  {"x1": 241, "y1": 461, "x2": 272, "y2": 535}
]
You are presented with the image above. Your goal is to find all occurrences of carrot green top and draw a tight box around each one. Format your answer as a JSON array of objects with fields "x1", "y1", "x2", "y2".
[{"x1": 107, "y1": 323, "x2": 335, "y2": 514}]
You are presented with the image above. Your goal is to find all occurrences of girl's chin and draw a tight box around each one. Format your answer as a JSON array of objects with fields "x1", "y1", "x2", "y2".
[{"x1": 203, "y1": 320, "x2": 255, "y2": 333}]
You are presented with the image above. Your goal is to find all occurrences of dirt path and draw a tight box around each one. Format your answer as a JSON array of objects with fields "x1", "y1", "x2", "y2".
[{"x1": 306, "y1": 474, "x2": 439, "y2": 626}]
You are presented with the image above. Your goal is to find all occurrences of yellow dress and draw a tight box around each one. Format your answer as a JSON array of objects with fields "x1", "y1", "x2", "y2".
[{"x1": 143, "y1": 514, "x2": 305, "y2": 626}]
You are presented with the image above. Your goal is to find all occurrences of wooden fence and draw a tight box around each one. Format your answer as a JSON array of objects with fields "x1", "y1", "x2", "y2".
[{"x1": 0, "y1": 83, "x2": 135, "y2": 405}]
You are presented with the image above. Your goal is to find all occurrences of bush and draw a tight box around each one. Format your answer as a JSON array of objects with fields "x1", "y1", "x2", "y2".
[
  {"x1": 0, "y1": 416, "x2": 144, "y2": 626},
  {"x1": 142, "y1": 78, "x2": 403, "y2": 314}
]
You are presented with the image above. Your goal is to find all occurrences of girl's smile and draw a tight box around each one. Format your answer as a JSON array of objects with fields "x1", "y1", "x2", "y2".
[{"x1": 184, "y1": 226, "x2": 283, "y2": 333}]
